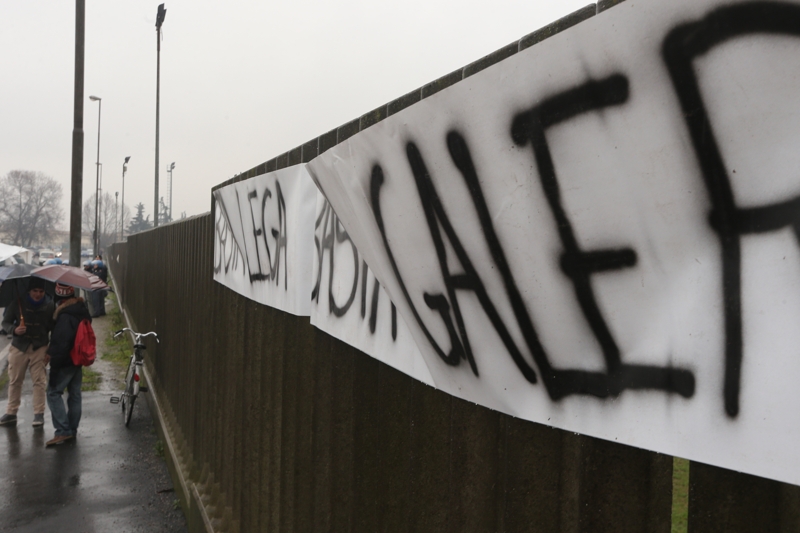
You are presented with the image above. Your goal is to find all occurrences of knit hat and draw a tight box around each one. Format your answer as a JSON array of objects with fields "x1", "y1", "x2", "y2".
[
  {"x1": 28, "y1": 277, "x2": 46, "y2": 292},
  {"x1": 55, "y1": 283, "x2": 75, "y2": 298}
]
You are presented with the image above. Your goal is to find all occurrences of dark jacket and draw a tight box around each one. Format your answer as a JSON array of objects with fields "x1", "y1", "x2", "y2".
[
  {"x1": 1, "y1": 295, "x2": 55, "y2": 352},
  {"x1": 93, "y1": 264, "x2": 108, "y2": 283},
  {"x1": 47, "y1": 297, "x2": 91, "y2": 370}
]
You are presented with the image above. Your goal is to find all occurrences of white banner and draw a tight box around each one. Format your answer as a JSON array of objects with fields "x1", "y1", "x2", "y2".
[
  {"x1": 213, "y1": 165, "x2": 316, "y2": 316},
  {"x1": 307, "y1": 0, "x2": 800, "y2": 486},
  {"x1": 310, "y1": 191, "x2": 434, "y2": 385}
]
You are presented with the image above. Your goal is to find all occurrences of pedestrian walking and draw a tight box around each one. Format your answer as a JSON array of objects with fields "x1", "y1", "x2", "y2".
[
  {"x1": 45, "y1": 283, "x2": 91, "y2": 446},
  {"x1": 0, "y1": 277, "x2": 55, "y2": 427},
  {"x1": 90, "y1": 258, "x2": 108, "y2": 317}
]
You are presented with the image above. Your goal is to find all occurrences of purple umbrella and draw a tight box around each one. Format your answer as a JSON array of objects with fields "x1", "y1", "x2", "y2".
[{"x1": 31, "y1": 264, "x2": 109, "y2": 292}]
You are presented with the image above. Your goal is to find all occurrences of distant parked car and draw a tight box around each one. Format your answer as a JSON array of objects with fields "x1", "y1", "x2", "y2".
[{"x1": 38, "y1": 249, "x2": 56, "y2": 265}]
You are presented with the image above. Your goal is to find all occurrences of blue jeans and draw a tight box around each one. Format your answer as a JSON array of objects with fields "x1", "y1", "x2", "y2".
[{"x1": 47, "y1": 366, "x2": 82, "y2": 437}]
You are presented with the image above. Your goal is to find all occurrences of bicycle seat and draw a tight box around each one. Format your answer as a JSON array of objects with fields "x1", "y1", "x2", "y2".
[{"x1": 134, "y1": 343, "x2": 147, "y2": 350}]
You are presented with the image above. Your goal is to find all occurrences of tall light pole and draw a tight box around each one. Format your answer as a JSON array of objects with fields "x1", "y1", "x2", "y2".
[
  {"x1": 168, "y1": 162, "x2": 175, "y2": 222},
  {"x1": 121, "y1": 156, "x2": 130, "y2": 239},
  {"x1": 154, "y1": 3, "x2": 167, "y2": 228},
  {"x1": 99, "y1": 163, "x2": 103, "y2": 247},
  {"x1": 89, "y1": 94, "x2": 102, "y2": 257},
  {"x1": 115, "y1": 191, "x2": 119, "y2": 242},
  {"x1": 69, "y1": 0, "x2": 86, "y2": 267}
]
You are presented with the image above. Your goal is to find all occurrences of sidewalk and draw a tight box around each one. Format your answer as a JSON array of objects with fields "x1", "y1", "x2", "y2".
[{"x1": 0, "y1": 301, "x2": 187, "y2": 532}]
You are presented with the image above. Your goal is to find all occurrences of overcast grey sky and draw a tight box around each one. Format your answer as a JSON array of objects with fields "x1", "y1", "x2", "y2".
[{"x1": 1, "y1": 0, "x2": 588, "y2": 225}]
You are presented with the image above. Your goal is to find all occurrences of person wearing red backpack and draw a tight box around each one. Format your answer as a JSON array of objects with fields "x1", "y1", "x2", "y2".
[{"x1": 45, "y1": 283, "x2": 91, "y2": 447}]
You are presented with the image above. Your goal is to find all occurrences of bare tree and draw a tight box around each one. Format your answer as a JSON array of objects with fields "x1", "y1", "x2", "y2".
[
  {"x1": 82, "y1": 192, "x2": 130, "y2": 252},
  {"x1": 0, "y1": 170, "x2": 64, "y2": 247}
]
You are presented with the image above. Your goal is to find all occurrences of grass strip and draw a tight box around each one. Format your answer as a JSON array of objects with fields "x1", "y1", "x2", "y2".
[
  {"x1": 81, "y1": 367, "x2": 102, "y2": 391},
  {"x1": 672, "y1": 456, "x2": 690, "y2": 533},
  {"x1": 102, "y1": 291, "x2": 132, "y2": 380},
  {"x1": 0, "y1": 365, "x2": 9, "y2": 393}
]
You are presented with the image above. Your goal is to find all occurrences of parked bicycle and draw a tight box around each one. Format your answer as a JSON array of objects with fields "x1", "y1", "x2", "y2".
[{"x1": 110, "y1": 328, "x2": 159, "y2": 426}]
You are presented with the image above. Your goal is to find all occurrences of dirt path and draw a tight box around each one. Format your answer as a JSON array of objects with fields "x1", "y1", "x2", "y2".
[{"x1": 87, "y1": 295, "x2": 126, "y2": 393}]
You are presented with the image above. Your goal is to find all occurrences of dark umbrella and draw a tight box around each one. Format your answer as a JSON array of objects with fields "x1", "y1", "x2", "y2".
[
  {"x1": 0, "y1": 263, "x2": 37, "y2": 281},
  {"x1": 0, "y1": 264, "x2": 42, "y2": 308},
  {"x1": 31, "y1": 264, "x2": 110, "y2": 292}
]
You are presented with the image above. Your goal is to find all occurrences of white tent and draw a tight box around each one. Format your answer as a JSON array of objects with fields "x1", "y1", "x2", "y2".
[{"x1": 0, "y1": 243, "x2": 30, "y2": 264}]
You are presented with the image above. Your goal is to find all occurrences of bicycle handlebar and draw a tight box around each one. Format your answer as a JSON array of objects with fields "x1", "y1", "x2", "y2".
[{"x1": 114, "y1": 328, "x2": 160, "y2": 344}]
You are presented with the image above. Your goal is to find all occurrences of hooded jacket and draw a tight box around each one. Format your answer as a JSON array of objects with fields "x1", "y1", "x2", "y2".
[{"x1": 47, "y1": 297, "x2": 91, "y2": 369}]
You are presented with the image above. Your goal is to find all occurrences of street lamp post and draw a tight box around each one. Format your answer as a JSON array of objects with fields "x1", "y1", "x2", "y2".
[
  {"x1": 168, "y1": 162, "x2": 175, "y2": 222},
  {"x1": 115, "y1": 191, "x2": 119, "y2": 242},
  {"x1": 89, "y1": 94, "x2": 102, "y2": 257},
  {"x1": 69, "y1": 0, "x2": 86, "y2": 268},
  {"x1": 121, "y1": 156, "x2": 130, "y2": 239},
  {"x1": 154, "y1": 3, "x2": 167, "y2": 228},
  {"x1": 99, "y1": 163, "x2": 103, "y2": 249}
]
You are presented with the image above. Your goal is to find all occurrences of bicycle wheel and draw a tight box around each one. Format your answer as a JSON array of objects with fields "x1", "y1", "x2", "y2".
[
  {"x1": 123, "y1": 359, "x2": 137, "y2": 427},
  {"x1": 124, "y1": 391, "x2": 136, "y2": 427}
]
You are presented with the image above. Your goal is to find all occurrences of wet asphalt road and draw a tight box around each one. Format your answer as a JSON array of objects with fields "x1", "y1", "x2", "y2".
[{"x1": 0, "y1": 387, "x2": 187, "y2": 532}]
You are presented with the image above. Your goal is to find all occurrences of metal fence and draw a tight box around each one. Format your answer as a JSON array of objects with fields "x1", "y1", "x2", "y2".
[
  {"x1": 109, "y1": 215, "x2": 800, "y2": 533},
  {"x1": 106, "y1": 2, "x2": 800, "y2": 529}
]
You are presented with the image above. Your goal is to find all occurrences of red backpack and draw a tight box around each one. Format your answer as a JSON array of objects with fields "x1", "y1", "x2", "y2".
[{"x1": 70, "y1": 319, "x2": 97, "y2": 367}]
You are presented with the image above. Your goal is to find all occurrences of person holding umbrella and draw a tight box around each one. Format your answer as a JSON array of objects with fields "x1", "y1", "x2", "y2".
[
  {"x1": 6, "y1": 264, "x2": 109, "y2": 444},
  {"x1": 0, "y1": 263, "x2": 38, "y2": 339},
  {"x1": 0, "y1": 277, "x2": 55, "y2": 427}
]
